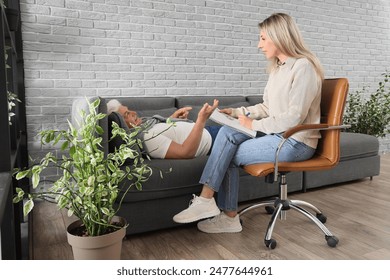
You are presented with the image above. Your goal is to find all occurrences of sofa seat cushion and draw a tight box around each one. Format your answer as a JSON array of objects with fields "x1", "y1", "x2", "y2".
[
  {"x1": 340, "y1": 132, "x2": 379, "y2": 161},
  {"x1": 303, "y1": 155, "x2": 380, "y2": 190},
  {"x1": 120, "y1": 156, "x2": 208, "y2": 202},
  {"x1": 303, "y1": 132, "x2": 380, "y2": 190}
]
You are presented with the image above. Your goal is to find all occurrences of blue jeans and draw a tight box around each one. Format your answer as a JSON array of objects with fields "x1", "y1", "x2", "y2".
[
  {"x1": 205, "y1": 125, "x2": 221, "y2": 154},
  {"x1": 199, "y1": 126, "x2": 316, "y2": 211}
]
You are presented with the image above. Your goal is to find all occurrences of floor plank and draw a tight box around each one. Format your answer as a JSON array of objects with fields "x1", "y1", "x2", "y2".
[{"x1": 31, "y1": 153, "x2": 390, "y2": 260}]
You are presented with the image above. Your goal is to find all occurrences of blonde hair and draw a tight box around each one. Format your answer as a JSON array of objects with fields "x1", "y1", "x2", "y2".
[{"x1": 259, "y1": 13, "x2": 324, "y2": 81}]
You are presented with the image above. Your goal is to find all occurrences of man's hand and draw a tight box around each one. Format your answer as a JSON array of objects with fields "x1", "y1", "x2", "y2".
[
  {"x1": 171, "y1": 106, "x2": 192, "y2": 119},
  {"x1": 164, "y1": 100, "x2": 218, "y2": 159},
  {"x1": 197, "y1": 99, "x2": 219, "y2": 122}
]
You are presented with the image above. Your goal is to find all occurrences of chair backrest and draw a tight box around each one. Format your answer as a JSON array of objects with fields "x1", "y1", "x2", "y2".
[{"x1": 315, "y1": 78, "x2": 349, "y2": 166}]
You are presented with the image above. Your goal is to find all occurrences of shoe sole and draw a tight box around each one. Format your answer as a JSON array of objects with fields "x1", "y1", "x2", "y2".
[
  {"x1": 173, "y1": 209, "x2": 221, "y2": 224},
  {"x1": 197, "y1": 224, "x2": 242, "y2": 234}
]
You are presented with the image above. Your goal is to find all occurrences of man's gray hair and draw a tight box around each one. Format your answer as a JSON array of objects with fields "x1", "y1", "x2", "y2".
[{"x1": 107, "y1": 99, "x2": 122, "y2": 115}]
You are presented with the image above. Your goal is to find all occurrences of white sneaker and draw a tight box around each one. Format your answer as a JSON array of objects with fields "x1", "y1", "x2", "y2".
[
  {"x1": 197, "y1": 212, "x2": 242, "y2": 233},
  {"x1": 173, "y1": 195, "x2": 220, "y2": 223}
]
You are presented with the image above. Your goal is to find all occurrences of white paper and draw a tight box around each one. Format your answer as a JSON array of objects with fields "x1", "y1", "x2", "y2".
[{"x1": 210, "y1": 109, "x2": 256, "y2": 138}]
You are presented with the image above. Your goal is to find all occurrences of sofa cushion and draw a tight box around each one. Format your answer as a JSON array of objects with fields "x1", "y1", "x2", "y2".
[
  {"x1": 120, "y1": 156, "x2": 208, "y2": 202},
  {"x1": 246, "y1": 95, "x2": 264, "y2": 105},
  {"x1": 303, "y1": 155, "x2": 380, "y2": 190},
  {"x1": 303, "y1": 132, "x2": 380, "y2": 190},
  {"x1": 340, "y1": 132, "x2": 379, "y2": 161},
  {"x1": 176, "y1": 96, "x2": 248, "y2": 108}
]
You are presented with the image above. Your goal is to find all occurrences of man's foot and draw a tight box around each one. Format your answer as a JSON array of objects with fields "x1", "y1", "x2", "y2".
[
  {"x1": 197, "y1": 212, "x2": 242, "y2": 233},
  {"x1": 173, "y1": 195, "x2": 220, "y2": 223}
]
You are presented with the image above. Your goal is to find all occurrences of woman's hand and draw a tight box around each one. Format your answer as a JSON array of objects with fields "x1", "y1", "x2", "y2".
[
  {"x1": 238, "y1": 114, "x2": 253, "y2": 129},
  {"x1": 219, "y1": 108, "x2": 233, "y2": 115},
  {"x1": 171, "y1": 106, "x2": 192, "y2": 119}
]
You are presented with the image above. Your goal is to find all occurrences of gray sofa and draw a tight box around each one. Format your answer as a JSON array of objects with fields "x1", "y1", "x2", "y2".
[{"x1": 74, "y1": 95, "x2": 380, "y2": 235}]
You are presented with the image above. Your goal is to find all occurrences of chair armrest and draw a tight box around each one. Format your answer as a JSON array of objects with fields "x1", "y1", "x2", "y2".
[
  {"x1": 282, "y1": 124, "x2": 350, "y2": 139},
  {"x1": 273, "y1": 123, "x2": 351, "y2": 182},
  {"x1": 282, "y1": 124, "x2": 329, "y2": 138}
]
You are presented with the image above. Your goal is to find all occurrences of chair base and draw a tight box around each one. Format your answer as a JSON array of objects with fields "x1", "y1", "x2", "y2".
[{"x1": 238, "y1": 175, "x2": 339, "y2": 249}]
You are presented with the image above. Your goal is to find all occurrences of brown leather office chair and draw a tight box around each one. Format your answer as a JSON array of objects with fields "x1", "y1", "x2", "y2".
[{"x1": 239, "y1": 78, "x2": 349, "y2": 249}]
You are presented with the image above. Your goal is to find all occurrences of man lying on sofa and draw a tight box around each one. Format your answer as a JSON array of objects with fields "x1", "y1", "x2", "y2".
[{"x1": 107, "y1": 99, "x2": 220, "y2": 159}]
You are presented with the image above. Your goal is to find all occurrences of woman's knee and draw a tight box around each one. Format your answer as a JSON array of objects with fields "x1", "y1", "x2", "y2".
[
  {"x1": 218, "y1": 126, "x2": 235, "y2": 136},
  {"x1": 232, "y1": 135, "x2": 279, "y2": 166}
]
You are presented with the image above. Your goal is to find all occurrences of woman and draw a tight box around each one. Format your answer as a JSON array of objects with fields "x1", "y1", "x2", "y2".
[{"x1": 173, "y1": 13, "x2": 324, "y2": 233}]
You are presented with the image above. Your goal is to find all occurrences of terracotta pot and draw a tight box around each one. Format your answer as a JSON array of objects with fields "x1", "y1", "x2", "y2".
[{"x1": 66, "y1": 216, "x2": 126, "y2": 260}]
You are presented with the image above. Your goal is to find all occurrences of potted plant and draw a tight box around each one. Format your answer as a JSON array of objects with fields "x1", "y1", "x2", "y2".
[
  {"x1": 343, "y1": 71, "x2": 390, "y2": 137},
  {"x1": 13, "y1": 98, "x2": 152, "y2": 259}
]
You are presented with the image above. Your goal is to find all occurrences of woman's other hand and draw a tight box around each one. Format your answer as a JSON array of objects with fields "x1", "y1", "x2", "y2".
[{"x1": 219, "y1": 108, "x2": 233, "y2": 115}]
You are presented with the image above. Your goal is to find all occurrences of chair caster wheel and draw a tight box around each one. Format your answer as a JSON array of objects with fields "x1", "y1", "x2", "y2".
[
  {"x1": 265, "y1": 239, "x2": 277, "y2": 249},
  {"x1": 325, "y1": 235, "x2": 339, "y2": 247},
  {"x1": 316, "y1": 213, "x2": 327, "y2": 223},
  {"x1": 265, "y1": 206, "x2": 275, "y2": 214}
]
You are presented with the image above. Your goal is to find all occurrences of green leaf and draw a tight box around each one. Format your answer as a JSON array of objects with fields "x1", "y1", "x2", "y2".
[
  {"x1": 91, "y1": 98, "x2": 100, "y2": 109},
  {"x1": 13, "y1": 196, "x2": 22, "y2": 203},
  {"x1": 85, "y1": 187, "x2": 94, "y2": 196},
  {"x1": 23, "y1": 200, "x2": 34, "y2": 216},
  {"x1": 61, "y1": 140, "x2": 69, "y2": 151},
  {"x1": 97, "y1": 174, "x2": 107, "y2": 183},
  {"x1": 53, "y1": 133, "x2": 62, "y2": 145},
  {"x1": 108, "y1": 162, "x2": 116, "y2": 173},
  {"x1": 15, "y1": 170, "x2": 30, "y2": 180},
  {"x1": 96, "y1": 125, "x2": 104, "y2": 135},
  {"x1": 96, "y1": 113, "x2": 106, "y2": 120},
  {"x1": 32, "y1": 172, "x2": 40, "y2": 188},
  {"x1": 67, "y1": 208, "x2": 74, "y2": 217},
  {"x1": 101, "y1": 207, "x2": 110, "y2": 215},
  {"x1": 15, "y1": 187, "x2": 24, "y2": 196},
  {"x1": 13, "y1": 188, "x2": 25, "y2": 203},
  {"x1": 69, "y1": 145, "x2": 76, "y2": 157},
  {"x1": 87, "y1": 176, "x2": 95, "y2": 186}
]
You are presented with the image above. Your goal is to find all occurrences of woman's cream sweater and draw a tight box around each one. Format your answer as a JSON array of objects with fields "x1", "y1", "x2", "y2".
[{"x1": 231, "y1": 57, "x2": 322, "y2": 149}]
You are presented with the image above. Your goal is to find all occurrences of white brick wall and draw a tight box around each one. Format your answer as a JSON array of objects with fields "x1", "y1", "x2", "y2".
[{"x1": 20, "y1": 0, "x2": 390, "y2": 159}]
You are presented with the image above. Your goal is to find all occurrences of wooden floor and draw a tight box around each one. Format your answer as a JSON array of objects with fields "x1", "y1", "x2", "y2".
[{"x1": 31, "y1": 154, "x2": 390, "y2": 260}]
